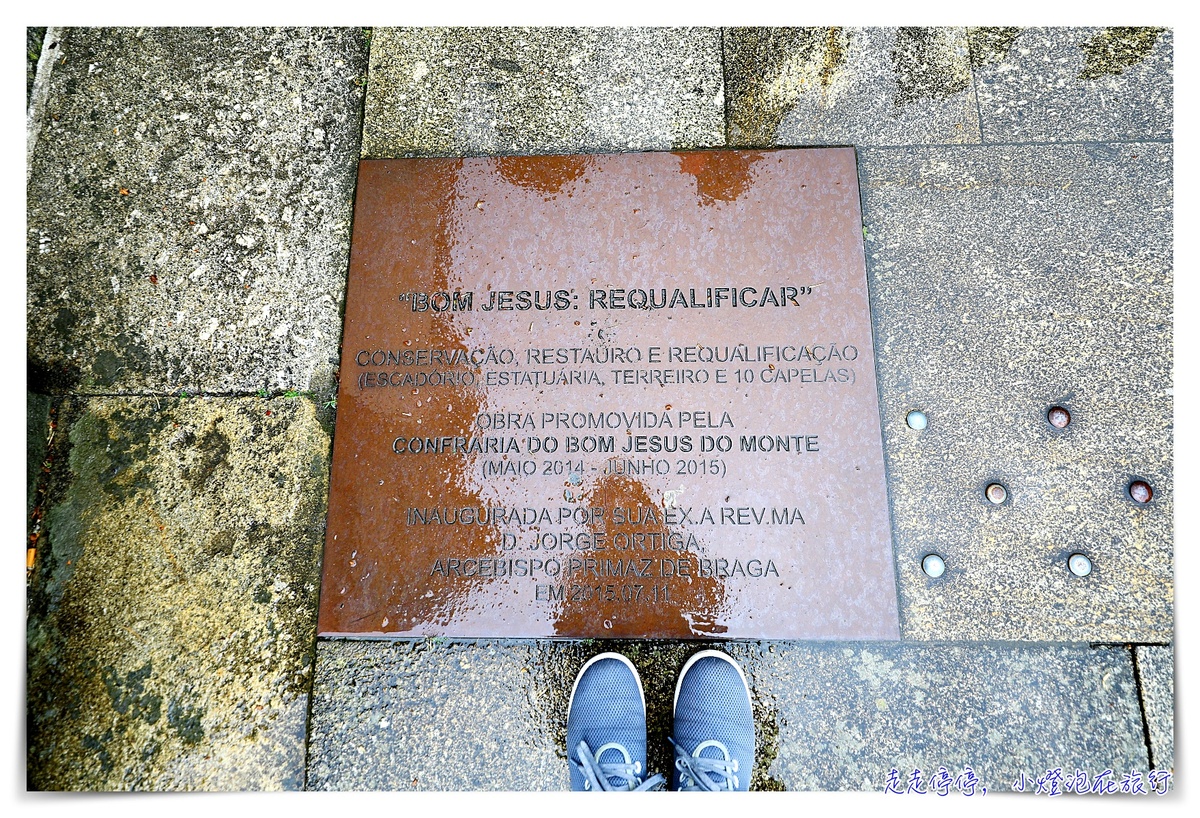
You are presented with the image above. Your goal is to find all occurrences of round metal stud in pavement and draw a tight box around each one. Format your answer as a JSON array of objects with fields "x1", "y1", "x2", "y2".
[
  {"x1": 1068, "y1": 553, "x2": 1093, "y2": 577},
  {"x1": 985, "y1": 483, "x2": 1008, "y2": 505},
  {"x1": 1048, "y1": 406, "x2": 1071, "y2": 429},
  {"x1": 921, "y1": 553, "x2": 947, "y2": 578}
]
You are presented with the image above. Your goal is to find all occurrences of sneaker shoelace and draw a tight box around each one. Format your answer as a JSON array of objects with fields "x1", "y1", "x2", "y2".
[
  {"x1": 574, "y1": 740, "x2": 665, "y2": 791},
  {"x1": 670, "y1": 737, "x2": 741, "y2": 791}
]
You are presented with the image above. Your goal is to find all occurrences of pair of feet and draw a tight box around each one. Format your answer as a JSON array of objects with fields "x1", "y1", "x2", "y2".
[{"x1": 566, "y1": 650, "x2": 755, "y2": 792}]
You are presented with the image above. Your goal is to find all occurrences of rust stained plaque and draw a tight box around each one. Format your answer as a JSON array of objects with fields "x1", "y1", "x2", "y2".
[{"x1": 319, "y1": 149, "x2": 899, "y2": 639}]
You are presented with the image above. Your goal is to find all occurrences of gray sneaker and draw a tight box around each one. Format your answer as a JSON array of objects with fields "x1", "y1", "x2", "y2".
[
  {"x1": 567, "y1": 652, "x2": 665, "y2": 791},
  {"x1": 670, "y1": 650, "x2": 755, "y2": 791}
]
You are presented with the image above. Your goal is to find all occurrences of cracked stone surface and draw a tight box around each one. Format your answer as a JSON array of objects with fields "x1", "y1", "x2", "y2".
[
  {"x1": 26, "y1": 27, "x2": 368, "y2": 396},
  {"x1": 362, "y1": 27, "x2": 724, "y2": 157},
  {"x1": 973, "y1": 27, "x2": 1173, "y2": 143},
  {"x1": 27, "y1": 396, "x2": 330, "y2": 790},
  {"x1": 725, "y1": 27, "x2": 982, "y2": 147},
  {"x1": 27, "y1": 393, "x2": 51, "y2": 517},
  {"x1": 1136, "y1": 645, "x2": 1173, "y2": 774},
  {"x1": 859, "y1": 143, "x2": 1172, "y2": 642},
  {"x1": 307, "y1": 640, "x2": 1145, "y2": 791}
]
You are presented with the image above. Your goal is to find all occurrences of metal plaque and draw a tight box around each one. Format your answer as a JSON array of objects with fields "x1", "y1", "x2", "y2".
[{"x1": 318, "y1": 149, "x2": 899, "y2": 639}]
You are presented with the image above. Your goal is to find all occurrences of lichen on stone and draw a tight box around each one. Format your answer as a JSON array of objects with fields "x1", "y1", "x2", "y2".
[
  {"x1": 27, "y1": 396, "x2": 330, "y2": 790},
  {"x1": 725, "y1": 27, "x2": 852, "y2": 145},
  {"x1": 890, "y1": 27, "x2": 971, "y2": 109},
  {"x1": 967, "y1": 27, "x2": 1022, "y2": 67},
  {"x1": 1079, "y1": 27, "x2": 1165, "y2": 80}
]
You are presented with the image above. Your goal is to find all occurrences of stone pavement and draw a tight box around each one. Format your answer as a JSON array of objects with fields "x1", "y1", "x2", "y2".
[{"x1": 26, "y1": 27, "x2": 1173, "y2": 792}]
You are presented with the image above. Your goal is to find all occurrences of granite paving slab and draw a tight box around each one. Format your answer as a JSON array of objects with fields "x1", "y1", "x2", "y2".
[
  {"x1": 749, "y1": 642, "x2": 1147, "y2": 791},
  {"x1": 27, "y1": 396, "x2": 330, "y2": 790},
  {"x1": 972, "y1": 27, "x2": 1172, "y2": 144},
  {"x1": 307, "y1": 640, "x2": 1147, "y2": 791},
  {"x1": 362, "y1": 27, "x2": 724, "y2": 157},
  {"x1": 26, "y1": 27, "x2": 368, "y2": 396},
  {"x1": 307, "y1": 641, "x2": 564, "y2": 790},
  {"x1": 724, "y1": 27, "x2": 982, "y2": 148},
  {"x1": 1135, "y1": 645, "x2": 1174, "y2": 774},
  {"x1": 859, "y1": 142, "x2": 1172, "y2": 642}
]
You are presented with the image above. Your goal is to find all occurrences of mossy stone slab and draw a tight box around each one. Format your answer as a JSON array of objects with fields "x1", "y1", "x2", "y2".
[
  {"x1": 972, "y1": 27, "x2": 1172, "y2": 143},
  {"x1": 724, "y1": 27, "x2": 982, "y2": 147},
  {"x1": 27, "y1": 396, "x2": 329, "y2": 790}
]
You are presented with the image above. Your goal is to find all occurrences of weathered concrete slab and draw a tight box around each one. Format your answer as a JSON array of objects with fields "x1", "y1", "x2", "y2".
[
  {"x1": 859, "y1": 143, "x2": 1172, "y2": 642},
  {"x1": 751, "y1": 642, "x2": 1146, "y2": 791},
  {"x1": 26, "y1": 27, "x2": 368, "y2": 396},
  {"x1": 307, "y1": 641, "x2": 565, "y2": 790},
  {"x1": 362, "y1": 27, "x2": 724, "y2": 157},
  {"x1": 725, "y1": 27, "x2": 981, "y2": 147},
  {"x1": 1136, "y1": 645, "x2": 1173, "y2": 774},
  {"x1": 27, "y1": 396, "x2": 330, "y2": 790},
  {"x1": 972, "y1": 27, "x2": 1172, "y2": 143},
  {"x1": 307, "y1": 640, "x2": 1145, "y2": 791}
]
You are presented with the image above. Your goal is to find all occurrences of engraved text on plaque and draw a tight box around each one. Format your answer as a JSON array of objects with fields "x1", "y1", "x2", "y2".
[{"x1": 318, "y1": 149, "x2": 899, "y2": 639}]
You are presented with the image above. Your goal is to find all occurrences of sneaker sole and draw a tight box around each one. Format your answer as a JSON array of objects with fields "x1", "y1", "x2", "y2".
[
  {"x1": 673, "y1": 649, "x2": 751, "y2": 713},
  {"x1": 568, "y1": 652, "x2": 646, "y2": 725}
]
